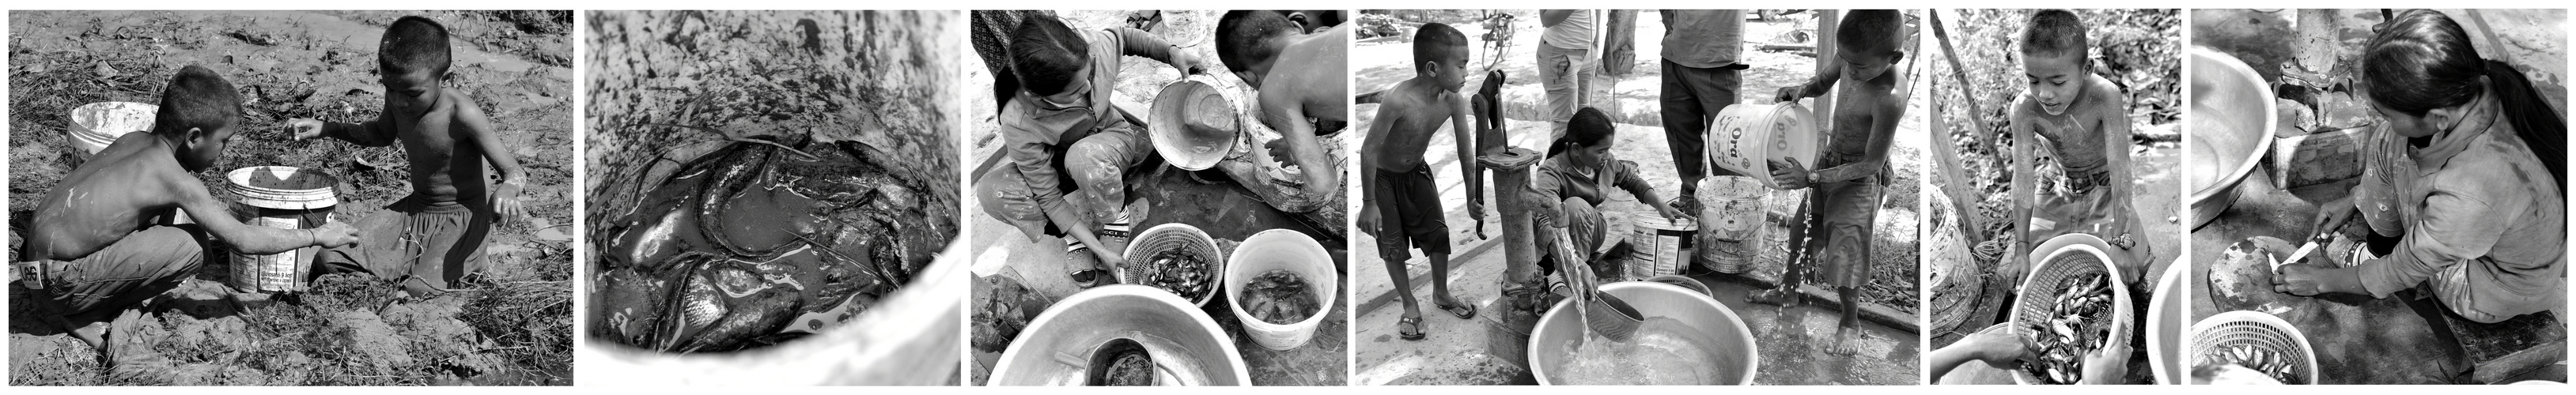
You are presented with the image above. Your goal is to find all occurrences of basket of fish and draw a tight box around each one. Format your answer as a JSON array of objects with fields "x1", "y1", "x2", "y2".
[
  {"x1": 2189, "y1": 310, "x2": 2317, "y2": 385},
  {"x1": 1122, "y1": 223, "x2": 1224, "y2": 307},
  {"x1": 2009, "y1": 238, "x2": 2132, "y2": 385}
]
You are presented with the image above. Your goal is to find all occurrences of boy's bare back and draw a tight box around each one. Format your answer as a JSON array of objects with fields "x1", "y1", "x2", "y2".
[
  {"x1": 1825, "y1": 73, "x2": 1908, "y2": 156},
  {"x1": 1260, "y1": 24, "x2": 1349, "y2": 125},
  {"x1": 21, "y1": 135, "x2": 202, "y2": 261},
  {"x1": 1364, "y1": 78, "x2": 1469, "y2": 172}
]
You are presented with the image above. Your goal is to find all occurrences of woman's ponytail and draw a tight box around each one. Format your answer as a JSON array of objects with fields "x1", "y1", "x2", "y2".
[{"x1": 2480, "y1": 59, "x2": 2567, "y2": 190}]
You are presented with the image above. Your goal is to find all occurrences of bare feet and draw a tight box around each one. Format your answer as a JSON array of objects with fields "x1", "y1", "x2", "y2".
[
  {"x1": 1746, "y1": 288, "x2": 1801, "y2": 307},
  {"x1": 65, "y1": 319, "x2": 107, "y2": 349},
  {"x1": 1826, "y1": 325, "x2": 1861, "y2": 356}
]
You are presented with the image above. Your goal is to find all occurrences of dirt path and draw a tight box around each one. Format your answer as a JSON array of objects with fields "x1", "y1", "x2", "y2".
[{"x1": 9, "y1": 10, "x2": 573, "y2": 386}]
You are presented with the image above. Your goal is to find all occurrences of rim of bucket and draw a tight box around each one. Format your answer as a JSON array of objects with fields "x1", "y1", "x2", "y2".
[
  {"x1": 1148, "y1": 77, "x2": 1243, "y2": 171},
  {"x1": 1225, "y1": 229, "x2": 1337, "y2": 331},
  {"x1": 227, "y1": 166, "x2": 341, "y2": 209},
  {"x1": 1531, "y1": 281, "x2": 1757, "y2": 386}
]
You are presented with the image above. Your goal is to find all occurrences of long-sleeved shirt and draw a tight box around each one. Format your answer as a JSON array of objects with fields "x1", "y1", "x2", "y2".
[
  {"x1": 2354, "y1": 93, "x2": 2566, "y2": 314},
  {"x1": 1659, "y1": 9, "x2": 1743, "y2": 69},
  {"x1": 996, "y1": 27, "x2": 1177, "y2": 228},
  {"x1": 1532, "y1": 156, "x2": 1655, "y2": 209}
]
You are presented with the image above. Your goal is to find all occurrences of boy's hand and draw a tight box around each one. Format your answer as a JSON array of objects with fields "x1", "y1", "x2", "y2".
[
  {"x1": 1768, "y1": 158, "x2": 1813, "y2": 190},
  {"x1": 1359, "y1": 205, "x2": 1383, "y2": 238},
  {"x1": 1958, "y1": 327, "x2": 2040, "y2": 367},
  {"x1": 288, "y1": 118, "x2": 327, "y2": 140},
  {"x1": 494, "y1": 180, "x2": 527, "y2": 223},
  {"x1": 310, "y1": 221, "x2": 360, "y2": 248},
  {"x1": 2080, "y1": 339, "x2": 2132, "y2": 384},
  {"x1": 1774, "y1": 85, "x2": 1807, "y2": 103}
]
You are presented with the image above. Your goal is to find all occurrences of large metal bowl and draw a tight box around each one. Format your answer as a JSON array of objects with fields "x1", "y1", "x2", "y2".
[
  {"x1": 2147, "y1": 257, "x2": 2188, "y2": 385},
  {"x1": 987, "y1": 284, "x2": 1250, "y2": 386},
  {"x1": 1530, "y1": 281, "x2": 1758, "y2": 385},
  {"x1": 2187, "y1": 47, "x2": 2278, "y2": 229}
]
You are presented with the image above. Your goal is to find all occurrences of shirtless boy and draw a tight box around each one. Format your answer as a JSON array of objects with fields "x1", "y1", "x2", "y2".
[
  {"x1": 1215, "y1": 10, "x2": 1348, "y2": 203},
  {"x1": 1997, "y1": 9, "x2": 2152, "y2": 284},
  {"x1": 1747, "y1": 9, "x2": 1909, "y2": 356},
  {"x1": 1360, "y1": 23, "x2": 1481, "y2": 340},
  {"x1": 289, "y1": 16, "x2": 530, "y2": 296},
  {"x1": 15, "y1": 66, "x2": 359, "y2": 349}
]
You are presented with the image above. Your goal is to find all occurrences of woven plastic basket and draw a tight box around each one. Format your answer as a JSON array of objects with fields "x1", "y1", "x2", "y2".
[
  {"x1": 2008, "y1": 234, "x2": 2132, "y2": 385},
  {"x1": 1120, "y1": 223, "x2": 1223, "y2": 307},
  {"x1": 2189, "y1": 310, "x2": 2317, "y2": 385}
]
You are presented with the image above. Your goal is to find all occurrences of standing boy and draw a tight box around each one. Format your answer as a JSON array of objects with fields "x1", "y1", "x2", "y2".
[
  {"x1": 1747, "y1": 10, "x2": 1910, "y2": 356},
  {"x1": 1361, "y1": 23, "x2": 1484, "y2": 340}
]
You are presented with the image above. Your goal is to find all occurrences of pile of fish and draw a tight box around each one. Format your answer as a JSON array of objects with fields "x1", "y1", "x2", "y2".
[
  {"x1": 2022, "y1": 267, "x2": 2114, "y2": 384},
  {"x1": 2206, "y1": 344, "x2": 2302, "y2": 384},
  {"x1": 1144, "y1": 249, "x2": 1214, "y2": 302},
  {"x1": 1242, "y1": 269, "x2": 1320, "y2": 325}
]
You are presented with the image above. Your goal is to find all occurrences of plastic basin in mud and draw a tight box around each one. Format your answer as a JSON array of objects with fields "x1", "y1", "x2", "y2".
[
  {"x1": 1223, "y1": 229, "x2": 1337, "y2": 351},
  {"x1": 2147, "y1": 257, "x2": 2188, "y2": 385},
  {"x1": 2186, "y1": 47, "x2": 2276, "y2": 229},
  {"x1": 2010, "y1": 233, "x2": 2135, "y2": 385},
  {"x1": 68, "y1": 101, "x2": 157, "y2": 156},
  {"x1": 576, "y1": 240, "x2": 967, "y2": 386},
  {"x1": 1530, "y1": 281, "x2": 1757, "y2": 386},
  {"x1": 989, "y1": 284, "x2": 1250, "y2": 386}
]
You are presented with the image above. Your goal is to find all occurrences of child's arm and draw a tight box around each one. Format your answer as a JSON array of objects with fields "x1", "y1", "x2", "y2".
[
  {"x1": 1106, "y1": 28, "x2": 1204, "y2": 74},
  {"x1": 1357, "y1": 103, "x2": 1398, "y2": 237},
  {"x1": 455, "y1": 95, "x2": 531, "y2": 221},
  {"x1": 1776, "y1": 50, "x2": 1845, "y2": 103},
  {"x1": 289, "y1": 112, "x2": 399, "y2": 146},
  {"x1": 1446, "y1": 92, "x2": 1483, "y2": 223},
  {"x1": 1260, "y1": 87, "x2": 1337, "y2": 202},
  {"x1": 2094, "y1": 85, "x2": 2144, "y2": 280},
  {"x1": 2006, "y1": 100, "x2": 2041, "y2": 283},
  {"x1": 165, "y1": 168, "x2": 356, "y2": 254},
  {"x1": 1926, "y1": 328, "x2": 2036, "y2": 383}
]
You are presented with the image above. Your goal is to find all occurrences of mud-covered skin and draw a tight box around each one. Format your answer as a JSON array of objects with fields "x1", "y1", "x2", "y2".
[{"x1": 591, "y1": 135, "x2": 940, "y2": 352}]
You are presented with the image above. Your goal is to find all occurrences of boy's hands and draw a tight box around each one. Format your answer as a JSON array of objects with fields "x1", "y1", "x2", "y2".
[
  {"x1": 1768, "y1": 158, "x2": 1814, "y2": 190},
  {"x1": 310, "y1": 221, "x2": 360, "y2": 248},
  {"x1": 493, "y1": 180, "x2": 527, "y2": 223},
  {"x1": 2080, "y1": 339, "x2": 2133, "y2": 384},
  {"x1": 287, "y1": 118, "x2": 328, "y2": 140},
  {"x1": 1958, "y1": 327, "x2": 2040, "y2": 367},
  {"x1": 1358, "y1": 205, "x2": 1382, "y2": 238}
]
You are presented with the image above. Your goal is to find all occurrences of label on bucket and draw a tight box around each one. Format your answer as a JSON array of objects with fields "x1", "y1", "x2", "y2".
[
  {"x1": 231, "y1": 212, "x2": 327, "y2": 292},
  {"x1": 1707, "y1": 104, "x2": 1816, "y2": 189}
]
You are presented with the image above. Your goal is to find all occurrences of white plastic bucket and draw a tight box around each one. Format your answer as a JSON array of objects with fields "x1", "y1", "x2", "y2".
[
  {"x1": 225, "y1": 166, "x2": 339, "y2": 293},
  {"x1": 69, "y1": 102, "x2": 157, "y2": 157},
  {"x1": 1223, "y1": 229, "x2": 1337, "y2": 351},
  {"x1": 1705, "y1": 103, "x2": 1819, "y2": 190},
  {"x1": 1693, "y1": 176, "x2": 1769, "y2": 273},
  {"x1": 1625, "y1": 214, "x2": 1697, "y2": 280},
  {"x1": 1147, "y1": 75, "x2": 1247, "y2": 171}
]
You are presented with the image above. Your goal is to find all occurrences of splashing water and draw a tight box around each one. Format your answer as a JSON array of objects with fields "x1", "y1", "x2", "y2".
[{"x1": 1557, "y1": 317, "x2": 1738, "y2": 385}]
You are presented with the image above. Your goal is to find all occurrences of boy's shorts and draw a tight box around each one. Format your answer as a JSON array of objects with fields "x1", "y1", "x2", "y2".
[
  {"x1": 316, "y1": 195, "x2": 492, "y2": 293},
  {"x1": 1372, "y1": 166, "x2": 1450, "y2": 261},
  {"x1": 26, "y1": 225, "x2": 208, "y2": 317},
  {"x1": 1810, "y1": 179, "x2": 1882, "y2": 288}
]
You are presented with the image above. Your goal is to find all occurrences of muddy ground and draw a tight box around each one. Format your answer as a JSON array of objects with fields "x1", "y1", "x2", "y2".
[{"x1": 9, "y1": 10, "x2": 573, "y2": 385}]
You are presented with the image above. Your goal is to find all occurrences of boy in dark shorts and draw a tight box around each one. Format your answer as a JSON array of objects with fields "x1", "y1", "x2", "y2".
[
  {"x1": 1360, "y1": 23, "x2": 1481, "y2": 340},
  {"x1": 289, "y1": 16, "x2": 531, "y2": 296},
  {"x1": 1746, "y1": 10, "x2": 1909, "y2": 356},
  {"x1": 973, "y1": 14, "x2": 1203, "y2": 286},
  {"x1": 16, "y1": 66, "x2": 359, "y2": 352}
]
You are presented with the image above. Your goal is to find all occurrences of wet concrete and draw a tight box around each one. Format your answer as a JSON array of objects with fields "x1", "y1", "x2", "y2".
[{"x1": 1697, "y1": 277, "x2": 1923, "y2": 385}]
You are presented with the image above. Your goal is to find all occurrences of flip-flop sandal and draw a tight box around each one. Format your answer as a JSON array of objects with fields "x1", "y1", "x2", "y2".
[
  {"x1": 1069, "y1": 269, "x2": 1111, "y2": 288},
  {"x1": 1397, "y1": 315, "x2": 1427, "y2": 340},
  {"x1": 1437, "y1": 301, "x2": 1478, "y2": 320}
]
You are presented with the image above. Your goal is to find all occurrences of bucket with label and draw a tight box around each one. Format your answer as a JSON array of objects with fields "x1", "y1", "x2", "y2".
[
  {"x1": 1705, "y1": 103, "x2": 1818, "y2": 190},
  {"x1": 1625, "y1": 214, "x2": 1698, "y2": 280},
  {"x1": 225, "y1": 166, "x2": 339, "y2": 293},
  {"x1": 1693, "y1": 176, "x2": 1768, "y2": 273}
]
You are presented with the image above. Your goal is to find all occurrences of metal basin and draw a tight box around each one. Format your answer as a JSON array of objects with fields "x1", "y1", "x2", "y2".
[
  {"x1": 1530, "y1": 281, "x2": 1758, "y2": 385},
  {"x1": 2147, "y1": 257, "x2": 2188, "y2": 385},
  {"x1": 988, "y1": 284, "x2": 1250, "y2": 386},
  {"x1": 2187, "y1": 47, "x2": 2277, "y2": 228}
]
